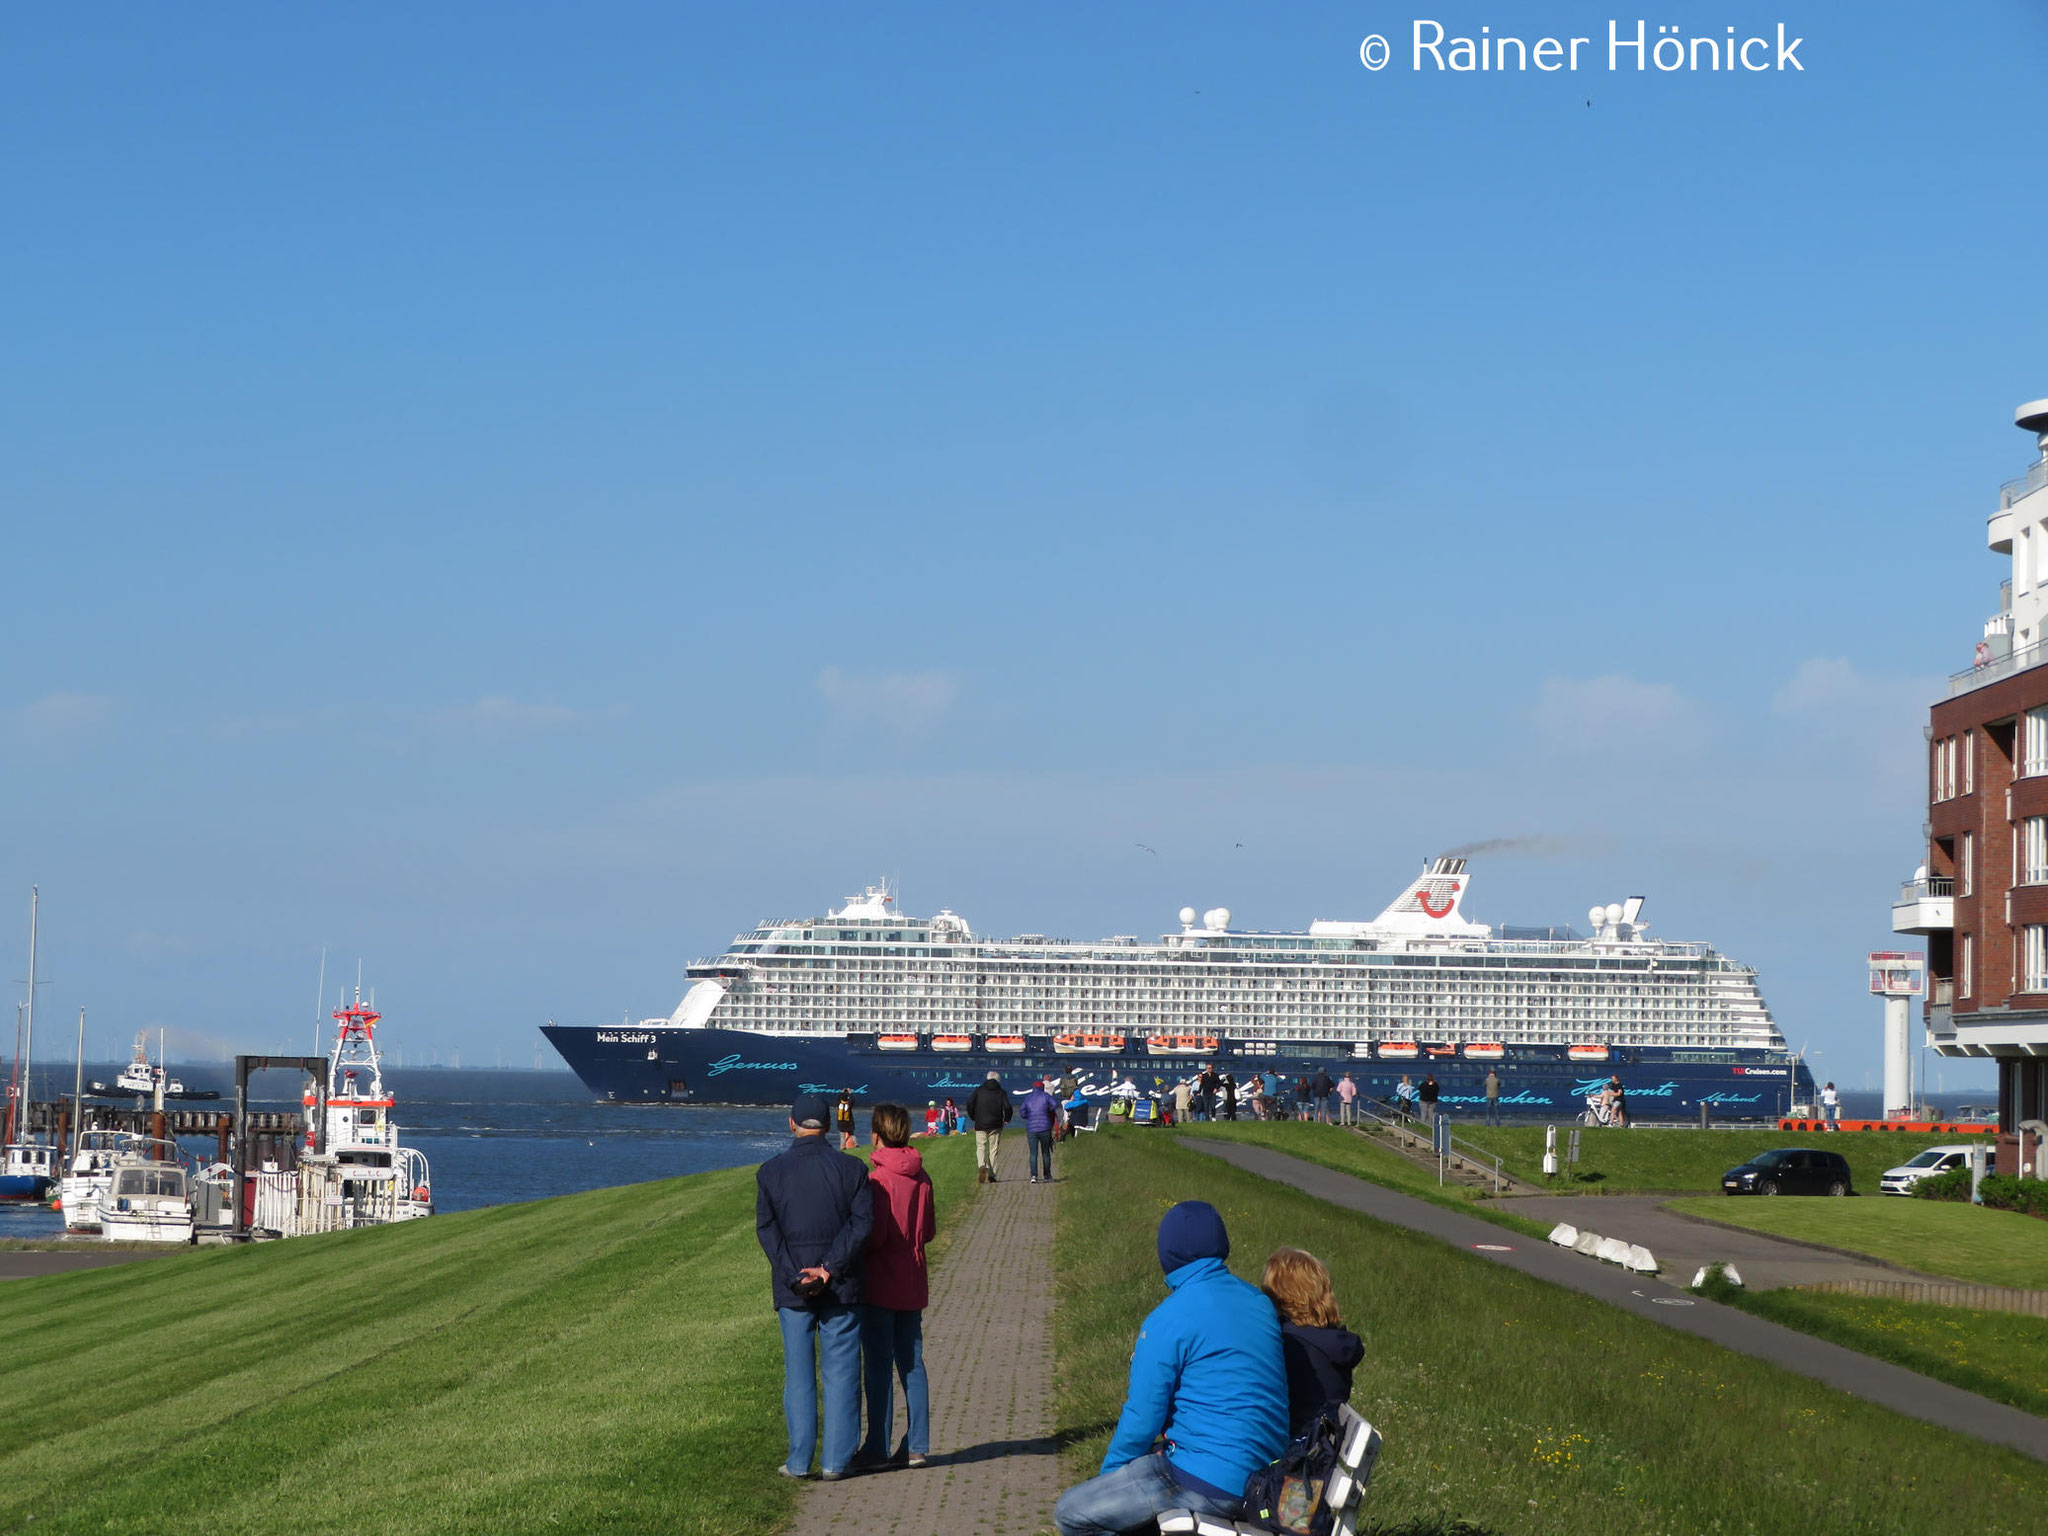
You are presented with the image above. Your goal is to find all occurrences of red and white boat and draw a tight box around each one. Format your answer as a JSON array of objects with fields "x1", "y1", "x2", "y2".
[
  {"x1": 932, "y1": 1034, "x2": 974, "y2": 1052},
  {"x1": 1376, "y1": 1042, "x2": 1419, "y2": 1060},
  {"x1": 877, "y1": 1034, "x2": 920, "y2": 1051},
  {"x1": 1568, "y1": 1043, "x2": 1612, "y2": 1062},
  {"x1": 1462, "y1": 1043, "x2": 1505, "y2": 1060},
  {"x1": 984, "y1": 1035, "x2": 1027, "y2": 1052}
]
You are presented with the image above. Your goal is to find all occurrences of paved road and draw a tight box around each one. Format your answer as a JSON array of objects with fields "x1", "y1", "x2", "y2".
[
  {"x1": 0, "y1": 1249, "x2": 169, "y2": 1281},
  {"x1": 789, "y1": 1173, "x2": 1061, "y2": 1536},
  {"x1": 1184, "y1": 1138, "x2": 2048, "y2": 1463},
  {"x1": 1497, "y1": 1193, "x2": 1937, "y2": 1290}
]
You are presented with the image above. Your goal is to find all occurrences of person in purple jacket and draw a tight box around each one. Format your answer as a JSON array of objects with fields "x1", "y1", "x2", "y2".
[{"x1": 1017, "y1": 1078, "x2": 1062, "y2": 1184}]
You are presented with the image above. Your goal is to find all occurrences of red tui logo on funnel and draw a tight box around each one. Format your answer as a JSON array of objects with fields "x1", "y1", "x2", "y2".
[{"x1": 1416, "y1": 883, "x2": 1460, "y2": 919}]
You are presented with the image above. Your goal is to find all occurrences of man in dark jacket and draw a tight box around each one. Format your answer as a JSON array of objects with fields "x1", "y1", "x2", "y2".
[
  {"x1": 965, "y1": 1071, "x2": 1013, "y2": 1185},
  {"x1": 1311, "y1": 1068, "x2": 1335, "y2": 1124},
  {"x1": 756, "y1": 1092, "x2": 874, "y2": 1480}
]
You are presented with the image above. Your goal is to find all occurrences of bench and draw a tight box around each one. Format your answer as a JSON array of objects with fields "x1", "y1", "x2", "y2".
[{"x1": 1157, "y1": 1404, "x2": 1382, "y2": 1536}]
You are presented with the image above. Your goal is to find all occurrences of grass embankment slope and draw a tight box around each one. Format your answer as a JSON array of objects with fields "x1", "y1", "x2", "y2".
[
  {"x1": 1666, "y1": 1195, "x2": 2048, "y2": 1289},
  {"x1": 1053, "y1": 1131, "x2": 2047, "y2": 1536},
  {"x1": 1173, "y1": 1121, "x2": 1552, "y2": 1239},
  {"x1": 1452, "y1": 1125, "x2": 1967, "y2": 1194},
  {"x1": 0, "y1": 1133, "x2": 974, "y2": 1536}
]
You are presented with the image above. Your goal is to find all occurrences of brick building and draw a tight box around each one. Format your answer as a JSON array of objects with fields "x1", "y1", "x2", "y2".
[{"x1": 1895, "y1": 398, "x2": 2048, "y2": 1173}]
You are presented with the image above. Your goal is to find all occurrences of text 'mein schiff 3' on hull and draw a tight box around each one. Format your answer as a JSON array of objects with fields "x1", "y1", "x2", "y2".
[{"x1": 541, "y1": 859, "x2": 1813, "y2": 1118}]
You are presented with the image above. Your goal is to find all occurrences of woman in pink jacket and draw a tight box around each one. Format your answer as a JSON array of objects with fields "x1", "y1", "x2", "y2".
[{"x1": 855, "y1": 1102, "x2": 936, "y2": 1469}]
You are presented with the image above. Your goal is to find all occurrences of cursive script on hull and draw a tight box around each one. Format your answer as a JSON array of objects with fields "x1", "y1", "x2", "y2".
[{"x1": 704, "y1": 1053, "x2": 800, "y2": 1077}]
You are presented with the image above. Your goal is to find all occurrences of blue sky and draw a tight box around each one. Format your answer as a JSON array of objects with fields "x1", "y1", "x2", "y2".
[{"x1": 4, "y1": 3, "x2": 2044, "y2": 1088}]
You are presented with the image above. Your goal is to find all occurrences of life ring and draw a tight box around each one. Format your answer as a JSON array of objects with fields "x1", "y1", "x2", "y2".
[{"x1": 412, "y1": 1186, "x2": 430, "y2": 1203}]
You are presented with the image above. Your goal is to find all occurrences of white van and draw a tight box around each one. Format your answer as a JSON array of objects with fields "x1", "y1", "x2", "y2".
[{"x1": 1878, "y1": 1144, "x2": 1975, "y2": 1197}]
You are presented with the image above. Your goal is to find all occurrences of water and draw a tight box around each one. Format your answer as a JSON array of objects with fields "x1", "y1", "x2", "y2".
[{"x1": 1, "y1": 1066, "x2": 791, "y2": 1240}]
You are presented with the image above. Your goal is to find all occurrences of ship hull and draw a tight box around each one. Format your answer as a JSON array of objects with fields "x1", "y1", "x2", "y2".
[{"x1": 541, "y1": 1024, "x2": 1811, "y2": 1120}]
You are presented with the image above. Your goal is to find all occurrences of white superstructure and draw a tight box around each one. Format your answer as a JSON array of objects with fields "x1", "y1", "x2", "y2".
[{"x1": 657, "y1": 859, "x2": 1782, "y2": 1052}]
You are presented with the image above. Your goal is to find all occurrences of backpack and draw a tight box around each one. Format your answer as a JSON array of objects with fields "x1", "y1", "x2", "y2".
[{"x1": 1241, "y1": 1404, "x2": 1346, "y2": 1536}]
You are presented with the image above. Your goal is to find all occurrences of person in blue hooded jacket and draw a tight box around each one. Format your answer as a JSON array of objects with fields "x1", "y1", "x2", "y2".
[{"x1": 1052, "y1": 1201, "x2": 1289, "y2": 1534}]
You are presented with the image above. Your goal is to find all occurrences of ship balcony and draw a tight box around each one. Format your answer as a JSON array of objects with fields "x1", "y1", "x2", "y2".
[{"x1": 1893, "y1": 877, "x2": 1954, "y2": 934}]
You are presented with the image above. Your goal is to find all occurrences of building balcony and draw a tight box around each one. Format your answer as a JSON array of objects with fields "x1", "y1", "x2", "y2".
[
  {"x1": 1950, "y1": 635, "x2": 2048, "y2": 697},
  {"x1": 1893, "y1": 876, "x2": 1954, "y2": 934}
]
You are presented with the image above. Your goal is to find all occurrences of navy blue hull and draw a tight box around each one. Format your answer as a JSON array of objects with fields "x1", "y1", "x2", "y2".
[{"x1": 541, "y1": 1025, "x2": 1811, "y2": 1121}]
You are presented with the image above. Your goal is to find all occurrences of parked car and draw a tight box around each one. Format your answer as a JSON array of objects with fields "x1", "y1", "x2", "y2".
[
  {"x1": 1878, "y1": 1144, "x2": 1975, "y2": 1196},
  {"x1": 1721, "y1": 1147, "x2": 1853, "y2": 1196}
]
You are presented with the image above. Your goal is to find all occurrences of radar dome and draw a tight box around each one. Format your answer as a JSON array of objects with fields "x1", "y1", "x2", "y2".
[
  {"x1": 1204, "y1": 907, "x2": 1231, "y2": 932},
  {"x1": 1179, "y1": 906, "x2": 1197, "y2": 926},
  {"x1": 1588, "y1": 905, "x2": 1608, "y2": 928},
  {"x1": 1605, "y1": 902, "x2": 1625, "y2": 926}
]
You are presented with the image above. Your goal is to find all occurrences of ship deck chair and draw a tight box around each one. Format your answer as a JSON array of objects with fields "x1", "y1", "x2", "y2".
[{"x1": 1158, "y1": 1404, "x2": 1382, "y2": 1536}]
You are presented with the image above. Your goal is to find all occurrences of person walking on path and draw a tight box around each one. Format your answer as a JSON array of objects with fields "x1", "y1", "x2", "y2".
[
  {"x1": 1018, "y1": 1079, "x2": 1060, "y2": 1183},
  {"x1": 836, "y1": 1090, "x2": 857, "y2": 1149},
  {"x1": 1418, "y1": 1074, "x2": 1439, "y2": 1126},
  {"x1": 1483, "y1": 1068, "x2": 1502, "y2": 1126},
  {"x1": 1052, "y1": 1202, "x2": 1289, "y2": 1535},
  {"x1": 966, "y1": 1071, "x2": 1012, "y2": 1184},
  {"x1": 1260, "y1": 1247, "x2": 1365, "y2": 1438},
  {"x1": 1311, "y1": 1067, "x2": 1335, "y2": 1125},
  {"x1": 1220, "y1": 1071, "x2": 1238, "y2": 1121},
  {"x1": 1821, "y1": 1081, "x2": 1840, "y2": 1129},
  {"x1": 756, "y1": 1092, "x2": 874, "y2": 1481},
  {"x1": 1336, "y1": 1072, "x2": 1358, "y2": 1125},
  {"x1": 853, "y1": 1103, "x2": 934, "y2": 1473}
]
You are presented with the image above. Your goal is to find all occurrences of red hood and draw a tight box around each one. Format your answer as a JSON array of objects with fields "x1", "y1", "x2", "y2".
[{"x1": 871, "y1": 1144, "x2": 925, "y2": 1179}]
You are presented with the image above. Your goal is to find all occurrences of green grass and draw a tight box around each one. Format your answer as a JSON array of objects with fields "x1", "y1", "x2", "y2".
[
  {"x1": 1715, "y1": 1289, "x2": 2048, "y2": 1419},
  {"x1": 0, "y1": 1133, "x2": 976, "y2": 1535},
  {"x1": 1666, "y1": 1195, "x2": 2048, "y2": 1289},
  {"x1": 1053, "y1": 1131, "x2": 2048, "y2": 1535},
  {"x1": 1451, "y1": 1125, "x2": 1974, "y2": 1195},
  {"x1": 1173, "y1": 1121, "x2": 1554, "y2": 1239}
]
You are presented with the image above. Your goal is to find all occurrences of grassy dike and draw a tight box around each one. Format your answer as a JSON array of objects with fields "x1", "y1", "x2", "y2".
[
  {"x1": 1052, "y1": 1129, "x2": 2048, "y2": 1535},
  {"x1": 0, "y1": 1131, "x2": 975, "y2": 1536}
]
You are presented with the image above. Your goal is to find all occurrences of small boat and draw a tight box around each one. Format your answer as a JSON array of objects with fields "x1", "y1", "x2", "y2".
[
  {"x1": 932, "y1": 1035, "x2": 975, "y2": 1052},
  {"x1": 99, "y1": 1155, "x2": 194, "y2": 1243},
  {"x1": 0, "y1": 1141, "x2": 57, "y2": 1203},
  {"x1": 1568, "y1": 1043, "x2": 1612, "y2": 1062},
  {"x1": 58, "y1": 1130, "x2": 155, "y2": 1232},
  {"x1": 1462, "y1": 1042, "x2": 1505, "y2": 1060},
  {"x1": 1376, "y1": 1042, "x2": 1419, "y2": 1060},
  {"x1": 1425, "y1": 1043, "x2": 1457, "y2": 1058},
  {"x1": 983, "y1": 1035, "x2": 1026, "y2": 1052},
  {"x1": 1053, "y1": 1032, "x2": 1126, "y2": 1054},
  {"x1": 1145, "y1": 1034, "x2": 1219, "y2": 1055},
  {"x1": 876, "y1": 1034, "x2": 920, "y2": 1051}
]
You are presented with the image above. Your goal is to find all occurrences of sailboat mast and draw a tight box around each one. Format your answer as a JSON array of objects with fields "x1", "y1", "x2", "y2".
[
  {"x1": 72, "y1": 1007, "x2": 85, "y2": 1162},
  {"x1": 21, "y1": 888, "x2": 36, "y2": 1120}
]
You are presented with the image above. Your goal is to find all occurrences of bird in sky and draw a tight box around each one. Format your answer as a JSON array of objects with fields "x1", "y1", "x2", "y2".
[
  {"x1": 1234, "y1": 842, "x2": 1244, "y2": 848},
  {"x1": 1136, "y1": 843, "x2": 1157, "y2": 855}
]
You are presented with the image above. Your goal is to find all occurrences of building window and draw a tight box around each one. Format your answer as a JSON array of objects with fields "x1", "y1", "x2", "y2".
[
  {"x1": 1966, "y1": 730, "x2": 1976, "y2": 792},
  {"x1": 1961, "y1": 831, "x2": 1974, "y2": 896},
  {"x1": 1960, "y1": 934, "x2": 1973, "y2": 998},
  {"x1": 1933, "y1": 738, "x2": 1952, "y2": 800},
  {"x1": 2029, "y1": 709, "x2": 2048, "y2": 778},
  {"x1": 2028, "y1": 819, "x2": 2048, "y2": 886},
  {"x1": 2027, "y1": 927, "x2": 2048, "y2": 994}
]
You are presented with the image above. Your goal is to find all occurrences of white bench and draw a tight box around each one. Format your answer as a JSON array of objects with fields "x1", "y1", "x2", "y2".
[{"x1": 1157, "y1": 1404, "x2": 1382, "y2": 1536}]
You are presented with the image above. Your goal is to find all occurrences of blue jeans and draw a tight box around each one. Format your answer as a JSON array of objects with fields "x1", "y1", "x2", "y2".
[
  {"x1": 778, "y1": 1303, "x2": 861, "y2": 1475},
  {"x1": 859, "y1": 1306, "x2": 929, "y2": 1458},
  {"x1": 1028, "y1": 1130, "x2": 1054, "y2": 1179},
  {"x1": 1054, "y1": 1451, "x2": 1243, "y2": 1536}
]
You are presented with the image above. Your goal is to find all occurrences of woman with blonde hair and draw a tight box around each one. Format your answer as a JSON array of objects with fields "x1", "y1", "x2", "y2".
[{"x1": 1259, "y1": 1248, "x2": 1364, "y2": 1437}]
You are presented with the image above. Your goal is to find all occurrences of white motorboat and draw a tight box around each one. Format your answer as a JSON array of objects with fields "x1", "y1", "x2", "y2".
[
  {"x1": 99, "y1": 1156, "x2": 195, "y2": 1244},
  {"x1": 58, "y1": 1130, "x2": 156, "y2": 1232}
]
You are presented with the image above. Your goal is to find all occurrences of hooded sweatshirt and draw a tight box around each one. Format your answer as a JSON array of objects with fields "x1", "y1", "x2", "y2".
[
  {"x1": 1279, "y1": 1321, "x2": 1366, "y2": 1437},
  {"x1": 1102, "y1": 1202, "x2": 1289, "y2": 1500},
  {"x1": 862, "y1": 1143, "x2": 936, "y2": 1311}
]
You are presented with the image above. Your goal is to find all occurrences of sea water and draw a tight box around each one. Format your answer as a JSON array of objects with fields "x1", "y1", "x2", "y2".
[{"x1": 1, "y1": 1066, "x2": 790, "y2": 1240}]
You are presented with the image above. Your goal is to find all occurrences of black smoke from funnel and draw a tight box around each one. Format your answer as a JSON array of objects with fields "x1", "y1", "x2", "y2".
[{"x1": 1438, "y1": 836, "x2": 1568, "y2": 859}]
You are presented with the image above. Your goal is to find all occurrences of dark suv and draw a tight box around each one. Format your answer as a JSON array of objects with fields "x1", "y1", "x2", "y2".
[{"x1": 1721, "y1": 1147, "x2": 1853, "y2": 1197}]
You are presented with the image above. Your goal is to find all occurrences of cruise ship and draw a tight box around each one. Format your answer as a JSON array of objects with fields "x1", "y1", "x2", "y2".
[{"x1": 542, "y1": 859, "x2": 1811, "y2": 1119}]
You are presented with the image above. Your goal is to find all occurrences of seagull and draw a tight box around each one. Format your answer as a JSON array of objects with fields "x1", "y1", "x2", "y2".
[
  {"x1": 1234, "y1": 842, "x2": 1244, "y2": 849},
  {"x1": 1136, "y1": 843, "x2": 1157, "y2": 855}
]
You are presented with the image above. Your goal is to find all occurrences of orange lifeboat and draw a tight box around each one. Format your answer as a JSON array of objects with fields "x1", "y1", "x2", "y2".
[
  {"x1": 1568, "y1": 1043, "x2": 1611, "y2": 1062},
  {"x1": 1462, "y1": 1043, "x2": 1505, "y2": 1060},
  {"x1": 877, "y1": 1033, "x2": 920, "y2": 1051},
  {"x1": 1053, "y1": 1032, "x2": 1126, "y2": 1054},
  {"x1": 931, "y1": 1035, "x2": 973, "y2": 1052},
  {"x1": 1377, "y1": 1041, "x2": 1419, "y2": 1060},
  {"x1": 1145, "y1": 1033, "x2": 1220, "y2": 1055},
  {"x1": 984, "y1": 1035, "x2": 1026, "y2": 1052}
]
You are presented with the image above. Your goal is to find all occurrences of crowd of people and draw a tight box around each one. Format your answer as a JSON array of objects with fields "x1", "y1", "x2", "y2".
[{"x1": 753, "y1": 1089, "x2": 1367, "y2": 1527}]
